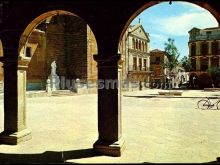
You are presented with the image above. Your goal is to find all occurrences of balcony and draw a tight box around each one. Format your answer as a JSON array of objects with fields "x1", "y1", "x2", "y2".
[
  {"x1": 128, "y1": 65, "x2": 149, "y2": 72},
  {"x1": 189, "y1": 34, "x2": 220, "y2": 42}
]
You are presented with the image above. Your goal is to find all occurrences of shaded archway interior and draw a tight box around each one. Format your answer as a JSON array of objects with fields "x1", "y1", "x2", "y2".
[{"x1": 21, "y1": 10, "x2": 98, "y2": 91}]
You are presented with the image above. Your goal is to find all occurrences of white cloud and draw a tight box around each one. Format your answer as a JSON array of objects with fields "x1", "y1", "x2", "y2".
[
  {"x1": 149, "y1": 33, "x2": 167, "y2": 42},
  {"x1": 158, "y1": 11, "x2": 218, "y2": 36}
]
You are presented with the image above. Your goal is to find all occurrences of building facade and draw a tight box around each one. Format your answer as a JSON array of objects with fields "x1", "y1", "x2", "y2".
[
  {"x1": 119, "y1": 21, "x2": 151, "y2": 89},
  {"x1": 149, "y1": 49, "x2": 169, "y2": 88},
  {"x1": 24, "y1": 15, "x2": 98, "y2": 90},
  {"x1": 188, "y1": 27, "x2": 220, "y2": 88}
]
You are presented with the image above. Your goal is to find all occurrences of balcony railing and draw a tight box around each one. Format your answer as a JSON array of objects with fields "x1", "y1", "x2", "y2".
[{"x1": 189, "y1": 34, "x2": 220, "y2": 42}]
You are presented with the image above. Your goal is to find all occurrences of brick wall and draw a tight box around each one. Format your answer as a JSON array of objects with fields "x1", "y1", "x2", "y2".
[
  {"x1": 26, "y1": 30, "x2": 47, "y2": 90},
  {"x1": 26, "y1": 15, "x2": 98, "y2": 90},
  {"x1": 87, "y1": 26, "x2": 98, "y2": 82},
  {"x1": 64, "y1": 15, "x2": 87, "y2": 80}
]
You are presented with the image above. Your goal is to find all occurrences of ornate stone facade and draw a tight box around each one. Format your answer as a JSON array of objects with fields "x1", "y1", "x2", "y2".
[{"x1": 119, "y1": 21, "x2": 151, "y2": 84}]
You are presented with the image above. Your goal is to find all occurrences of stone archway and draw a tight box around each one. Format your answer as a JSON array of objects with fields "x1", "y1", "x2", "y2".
[
  {"x1": 0, "y1": 39, "x2": 3, "y2": 133},
  {"x1": 0, "y1": 1, "x2": 220, "y2": 159},
  {"x1": 0, "y1": 9, "x2": 99, "y2": 145},
  {"x1": 117, "y1": 0, "x2": 220, "y2": 157},
  {"x1": 0, "y1": 39, "x2": 3, "y2": 83}
]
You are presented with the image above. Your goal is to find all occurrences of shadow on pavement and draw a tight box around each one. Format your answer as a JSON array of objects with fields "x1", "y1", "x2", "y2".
[
  {"x1": 123, "y1": 95, "x2": 156, "y2": 99},
  {"x1": 202, "y1": 157, "x2": 220, "y2": 164},
  {"x1": 123, "y1": 95, "x2": 207, "y2": 99},
  {"x1": 142, "y1": 157, "x2": 220, "y2": 164},
  {"x1": 0, "y1": 148, "x2": 102, "y2": 164}
]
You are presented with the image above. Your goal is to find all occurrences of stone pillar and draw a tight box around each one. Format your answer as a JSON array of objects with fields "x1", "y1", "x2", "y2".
[
  {"x1": 196, "y1": 57, "x2": 201, "y2": 71},
  {"x1": 46, "y1": 78, "x2": 52, "y2": 96},
  {"x1": 208, "y1": 57, "x2": 211, "y2": 69},
  {"x1": 219, "y1": 57, "x2": 220, "y2": 67},
  {"x1": 0, "y1": 57, "x2": 31, "y2": 144},
  {"x1": 93, "y1": 54, "x2": 125, "y2": 157},
  {"x1": 146, "y1": 75, "x2": 150, "y2": 88}
]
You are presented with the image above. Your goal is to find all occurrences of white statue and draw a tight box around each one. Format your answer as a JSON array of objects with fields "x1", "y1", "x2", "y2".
[
  {"x1": 51, "y1": 60, "x2": 57, "y2": 76},
  {"x1": 49, "y1": 60, "x2": 60, "y2": 91}
]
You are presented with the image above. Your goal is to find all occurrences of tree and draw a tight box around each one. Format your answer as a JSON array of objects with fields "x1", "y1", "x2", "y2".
[
  {"x1": 163, "y1": 38, "x2": 180, "y2": 75},
  {"x1": 180, "y1": 56, "x2": 192, "y2": 72},
  {"x1": 207, "y1": 66, "x2": 220, "y2": 87},
  {"x1": 162, "y1": 38, "x2": 180, "y2": 89}
]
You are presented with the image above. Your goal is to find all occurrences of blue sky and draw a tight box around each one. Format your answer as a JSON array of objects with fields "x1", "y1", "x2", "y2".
[{"x1": 131, "y1": 1, "x2": 218, "y2": 60}]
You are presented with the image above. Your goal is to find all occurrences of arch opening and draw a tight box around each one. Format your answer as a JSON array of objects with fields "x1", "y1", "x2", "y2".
[
  {"x1": 118, "y1": 1, "x2": 220, "y2": 163},
  {"x1": 15, "y1": 10, "x2": 99, "y2": 147}
]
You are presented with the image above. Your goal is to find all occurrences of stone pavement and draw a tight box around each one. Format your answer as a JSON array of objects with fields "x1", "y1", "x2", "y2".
[{"x1": 0, "y1": 89, "x2": 220, "y2": 163}]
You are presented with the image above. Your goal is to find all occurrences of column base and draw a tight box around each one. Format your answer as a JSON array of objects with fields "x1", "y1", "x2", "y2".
[
  {"x1": 0, "y1": 128, "x2": 31, "y2": 145},
  {"x1": 93, "y1": 137, "x2": 125, "y2": 157}
]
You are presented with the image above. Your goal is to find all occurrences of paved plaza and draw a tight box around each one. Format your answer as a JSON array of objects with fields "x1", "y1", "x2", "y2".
[{"x1": 0, "y1": 89, "x2": 220, "y2": 163}]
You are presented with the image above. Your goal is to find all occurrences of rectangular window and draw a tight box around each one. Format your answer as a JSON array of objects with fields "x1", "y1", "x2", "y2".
[
  {"x1": 211, "y1": 42, "x2": 218, "y2": 55},
  {"x1": 201, "y1": 59, "x2": 208, "y2": 71},
  {"x1": 191, "y1": 44, "x2": 196, "y2": 56},
  {"x1": 191, "y1": 59, "x2": 196, "y2": 71},
  {"x1": 211, "y1": 58, "x2": 219, "y2": 67},
  {"x1": 201, "y1": 43, "x2": 208, "y2": 55},
  {"x1": 26, "y1": 47, "x2": 31, "y2": 57},
  {"x1": 155, "y1": 57, "x2": 160, "y2": 64},
  {"x1": 144, "y1": 59, "x2": 147, "y2": 71},
  {"x1": 139, "y1": 58, "x2": 142, "y2": 71},
  {"x1": 133, "y1": 57, "x2": 137, "y2": 70}
]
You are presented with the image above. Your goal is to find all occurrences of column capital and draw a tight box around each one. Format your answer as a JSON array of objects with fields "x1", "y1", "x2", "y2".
[
  {"x1": 93, "y1": 54, "x2": 121, "y2": 68},
  {"x1": 18, "y1": 56, "x2": 30, "y2": 70},
  {"x1": 1, "y1": 56, "x2": 30, "y2": 70}
]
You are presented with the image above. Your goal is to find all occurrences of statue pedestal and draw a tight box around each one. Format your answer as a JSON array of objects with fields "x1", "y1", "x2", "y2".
[{"x1": 50, "y1": 75, "x2": 60, "y2": 91}]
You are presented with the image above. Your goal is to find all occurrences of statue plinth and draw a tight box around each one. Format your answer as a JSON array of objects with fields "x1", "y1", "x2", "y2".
[{"x1": 50, "y1": 74, "x2": 60, "y2": 91}]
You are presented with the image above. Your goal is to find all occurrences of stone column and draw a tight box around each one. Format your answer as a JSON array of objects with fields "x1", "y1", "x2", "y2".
[
  {"x1": 93, "y1": 54, "x2": 125, "y2": 157},
  {"x1": 0, "y1": 56, "x2": 31, "y2": 144},
  {"x1": 196, "y1": 57, "x2": 201, "y2": 71},
  {"x1": 208, "y1": 57, "x2": 211, "y2": 68},
  {"x1": 219, "y1": 57, "x2": 220, "y2": 67}
]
